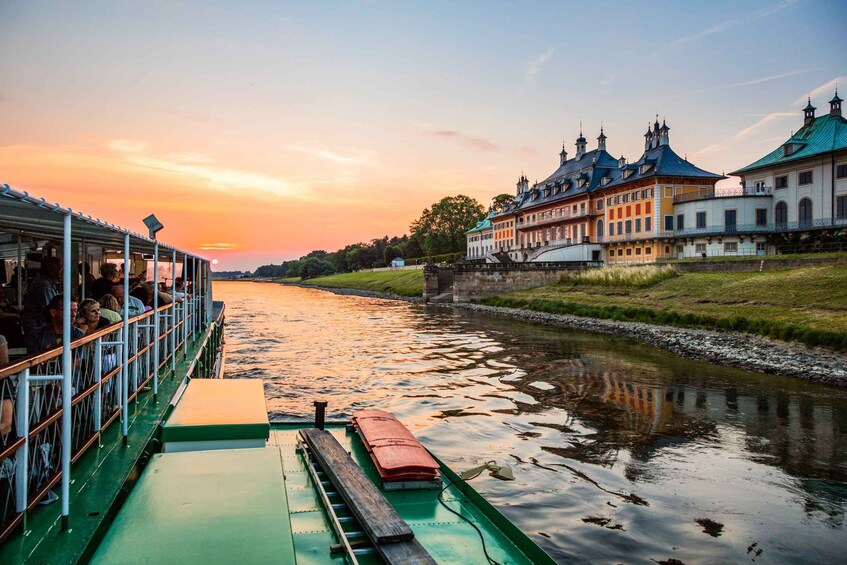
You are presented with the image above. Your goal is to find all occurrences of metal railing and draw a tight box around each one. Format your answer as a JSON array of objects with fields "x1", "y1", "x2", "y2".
[
  {"x1": 455, "y1": 260, "x2": 603, "y2": 272},
  {"x1": 517, "y1": 209, "x2": 591, "y2": 229},
  {"x1": 674, "y1": 217, "x2": 847, "y2": 237},
  {"x1": 0, "y1": 291, "x2": 214, "y2": 539},
  {"x1": 600, "y1": 231, "x2": 674, "y2": 243},
  {"x1": 673, "y1": 186, "x2": 773, "y2": 204}
]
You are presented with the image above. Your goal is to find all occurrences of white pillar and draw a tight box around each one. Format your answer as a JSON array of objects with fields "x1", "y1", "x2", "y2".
[
  {"x1": 16, "y1": 234, "x2": 22, "y2": 310},
  {"x1": 171, "y1": 249, "x2": 176, "y2": 372},
  {"x1": 61, "y1": 212, "x2": 72, "y2": 530},
  {"x1": 121, "y1": 234, "x2": 130, "y2": 443},
  {"x1": 152, "y1": 242, "x2": 159, "y2": 398}
]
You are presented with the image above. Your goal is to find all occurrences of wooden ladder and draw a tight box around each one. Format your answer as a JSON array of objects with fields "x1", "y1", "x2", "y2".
[{"x1": 299, "y1": 428, "x2": 437, "y2": 565}]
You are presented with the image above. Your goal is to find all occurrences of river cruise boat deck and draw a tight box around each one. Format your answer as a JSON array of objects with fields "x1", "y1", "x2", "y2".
[{"x1": 0, "y1": 185, "x2": 554, "y2": 564}]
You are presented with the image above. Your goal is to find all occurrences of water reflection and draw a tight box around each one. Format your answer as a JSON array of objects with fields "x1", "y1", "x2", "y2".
[{"x1": 216, "y1": 282, "x2": 847, "y2": 564}]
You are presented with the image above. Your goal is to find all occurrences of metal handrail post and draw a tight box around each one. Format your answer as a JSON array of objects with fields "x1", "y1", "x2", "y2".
[
  {"x1": 94, "y1": 337, "x2": 102, "y2": 434},
  {"x1": 182, "y1": 253, "x2": 188, "y2": 351},
  {"x1": 14, "y1": 368, "x2": 30, "y2": 515},
  {"x1": 192, "y1": 256, "x2": 197, "y2": 338},
  {"x1": 16, "y1": 234, "x2": 22, "y2": 310},
  {"x1": 61, "y1": 212, "x2": 72, "y2": 530},
  {"x1": 121, "y1": 234, "x2": 129, "y2": 445},
  {"x1": 81, "y1": 239, "x2": 87, "y2": 299},
  {"x1": 171, "y1": 249, "x2": 176, "y2": 373},
  {"x1": 152, "y1": 241, "x2": 159, "y2": 399}
]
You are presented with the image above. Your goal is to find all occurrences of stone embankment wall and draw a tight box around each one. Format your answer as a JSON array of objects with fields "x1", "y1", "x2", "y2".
[
  {"x1": 425, "y1": 263, "x2": 599, "y2": 303},
  {"x1": 665, "y1": 255, "x2": 846, "y2": 273}
]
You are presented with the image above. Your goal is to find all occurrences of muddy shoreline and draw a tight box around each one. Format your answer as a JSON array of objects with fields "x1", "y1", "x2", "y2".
[{"x1": 282, "y1": 283, "x2": 847, "y2": 386}]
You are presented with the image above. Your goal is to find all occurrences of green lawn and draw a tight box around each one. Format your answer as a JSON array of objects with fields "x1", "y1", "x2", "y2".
[
  {"x1": 481, "y1": 264, "x2": 847, "y2": 350},
  {"x1": 283, "y1": 269, "x2": 424, "y2": 297}
]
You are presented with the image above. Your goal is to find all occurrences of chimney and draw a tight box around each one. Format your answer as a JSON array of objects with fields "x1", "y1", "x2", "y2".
[
  {"x1": 803, "y1": 97, "x2": 816, "y2": 125},
  {"x1": 575, "y1": 128, "x2": 587, "y2": 159},
  {"x1": 830, "y1": 89, "x2": 843, "y2": 117},
  {"x1": 652, "y1": 117, "x2": 661, "y2": 149},
  {"x1": 658, "y1": 120, "x2": 670, "y2": 146}
]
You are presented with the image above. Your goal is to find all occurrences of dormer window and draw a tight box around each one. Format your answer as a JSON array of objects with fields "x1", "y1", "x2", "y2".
[
  {"x1": 578, "y1": 178, "x2": 588, "y2": 188},
  {"x1": 639, "y1": 163, "x2": 653, "y2": 175},
  {"x1": 624, "y1": 169, "x2": 634, "y2": 179},
  {"x1": 601, "y1": 177, "x2": 611, "y2": 186}
]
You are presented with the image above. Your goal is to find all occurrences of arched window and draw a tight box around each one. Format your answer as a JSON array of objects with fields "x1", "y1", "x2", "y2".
[
  {"x1": 775, "y1": 201, "x2": 788, "y2": 228},
  {"x1": 596, "y1": 219, "x2": 604, "y2": 238},
  {"x1": 798, "y1": 198, "x2": 813, "y2": 228}
]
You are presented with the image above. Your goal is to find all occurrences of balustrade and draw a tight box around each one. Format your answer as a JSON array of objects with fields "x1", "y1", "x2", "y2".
[{"x1": 0, "y1": 296, "x2": 214, "y2": 538}]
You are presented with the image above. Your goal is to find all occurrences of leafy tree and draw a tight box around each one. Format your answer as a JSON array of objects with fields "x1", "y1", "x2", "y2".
[
  {"x1": 345, "y1": 247, "x2": 369, "y2": 271},
  {"x1": 491, "y1": 193, "x2": 514, "y2": 212},
  {"x1": 304, "y1": 250, "x2": 329, "y2": 260},
  {"x1": 299, "y1": 257, "x2": 336, "y2": 280},
  {"x1": 410, "y1": 195, "x2": 485, "y2": 256},
  {"x1": 285, "y1": 260, "x2": 301, "y2": 278},
  {"x1": 384, "y1": 245, "x2": 402, "y2": 264},
  {"x1": 403, "y1": 236, "x2": 424, "y2": 259}
]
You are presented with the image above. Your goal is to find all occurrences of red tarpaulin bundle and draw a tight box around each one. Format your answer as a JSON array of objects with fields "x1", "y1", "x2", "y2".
[{"x1": 352, "y1": 410, "x2": 440, "y2": 483}]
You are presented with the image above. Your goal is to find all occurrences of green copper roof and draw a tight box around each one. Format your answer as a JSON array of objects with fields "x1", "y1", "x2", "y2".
[
  {"x1": 464, "y1": 212, "x2": 494, "y2": 234},
  {"x1": 91, "y1": 448, "x2": 296, "y2": 565},
  {"x1": 732, "y1": 113, "x2": 847, "y2": 175}
]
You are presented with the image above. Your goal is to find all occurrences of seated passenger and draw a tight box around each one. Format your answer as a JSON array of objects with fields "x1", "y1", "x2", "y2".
[
  {"x1": 21, "y1": 256, "x2": 61, "y2": 335},
  {"x1": 129, "y1": 286, "x2": 152, "y2": 312},
  {"x1": 171, "y1": 277, "x2": 187, "y2": 301},
  {"x1": 78, "y1": 262, "x2": 96, "y2": 299},
  {"x1": 76, "y1": 299, "x2": 111, "y2": 334},
  {"x1": 145, "y1": 281, "x2": 173, "y2": 306},
  {"x1": 91, "y1": 263, "x2": 120, "y2": 300},
  {"x1": 0, "y1": 334, "x2": 11, "y2": 439},
  {"x1": 26, "y1": 295, "x2": 85, "y2": 355},
  {"x1": 111, "y1": 284, "x2": 145, "y2": 318},
  {"x1": 97, "y1": 294, "x2": 123, "y2": 324}
]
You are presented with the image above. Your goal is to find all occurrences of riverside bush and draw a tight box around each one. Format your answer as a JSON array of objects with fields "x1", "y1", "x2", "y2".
[{"x1": 560, "y1": 265, "x2": 678, "y2": 288}]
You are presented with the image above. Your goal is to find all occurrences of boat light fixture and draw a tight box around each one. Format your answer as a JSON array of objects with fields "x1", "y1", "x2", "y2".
[
  {"x1": 461, "y1": 461, "x2": 515, "y2": 481},
  {"x1": 143, "y1": 214, "x2": 164, "y2": 240}
]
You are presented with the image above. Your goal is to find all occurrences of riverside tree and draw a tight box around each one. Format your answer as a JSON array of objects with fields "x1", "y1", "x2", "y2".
[
  {"x1": 491, "y1": 193, "x2": 513, "y2": 212},
  {"x1": 299, "y1": 257, "x2": 336, "y2": 279},
  {"x1": 410, "y1": 195, "x2": 485, "y2": 256}
]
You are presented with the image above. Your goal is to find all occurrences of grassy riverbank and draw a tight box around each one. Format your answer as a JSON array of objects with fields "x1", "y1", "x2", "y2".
[
  {"x1": 480, "y1": 264, "x2": 847, "y2": 351},
  {"x1": 281, "y1": 269, "x2": 424, "y2": 297}
]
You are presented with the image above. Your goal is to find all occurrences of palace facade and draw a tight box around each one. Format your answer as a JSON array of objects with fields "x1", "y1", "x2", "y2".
[
  {"x1": 483, "y1": 120, "x2": 722, "y2": 263},
  {"x1": 468, "y1": 89, "x2": 847, "y2": 263}
]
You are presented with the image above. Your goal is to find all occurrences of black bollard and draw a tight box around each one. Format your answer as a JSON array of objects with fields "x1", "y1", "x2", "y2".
[{"x1": 314, "y1": 401, "x2": 328, "y2": 430}]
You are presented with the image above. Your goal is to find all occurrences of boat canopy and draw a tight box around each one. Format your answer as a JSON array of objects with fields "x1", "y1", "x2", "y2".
[
  {"x1": 0, "y1": 182, "x2": 216, "y2": 540},
  {"x1": 0, "y1": 183, "x2": 202, "y2": 260}
]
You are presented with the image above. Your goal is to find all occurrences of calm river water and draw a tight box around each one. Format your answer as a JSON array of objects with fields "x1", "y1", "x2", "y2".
[{"x1": 215, "y1": 281, "x2": 847, "y2": 564}]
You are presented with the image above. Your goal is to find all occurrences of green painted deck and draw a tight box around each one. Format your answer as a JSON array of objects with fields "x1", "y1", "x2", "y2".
[
  {"x1": 90, "y1": 448, "x2": 295, "y2": 565},
  {"x1": 271, "y1": 425, "x2": 555, "y2": 565},
  {"x1": 161, "y1": 378, "x2": 270, "y2": 443},
  {"x1": 0, "y1": 325, "x2": 215, "y2": 565}
]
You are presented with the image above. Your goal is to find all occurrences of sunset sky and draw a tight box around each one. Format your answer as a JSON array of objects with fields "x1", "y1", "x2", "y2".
[{"x1": 1, "y1": 1, "x2": 845, "y2": 270}]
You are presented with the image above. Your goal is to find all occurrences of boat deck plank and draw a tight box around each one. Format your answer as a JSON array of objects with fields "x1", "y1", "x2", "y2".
[{"x1": 300, "y1": 427, "x2": 414, "y2": 544}]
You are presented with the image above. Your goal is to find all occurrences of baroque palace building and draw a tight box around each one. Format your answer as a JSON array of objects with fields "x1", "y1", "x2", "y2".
[{"x1": 487, "y1": 120, "x2": 723, "y2": 263}]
